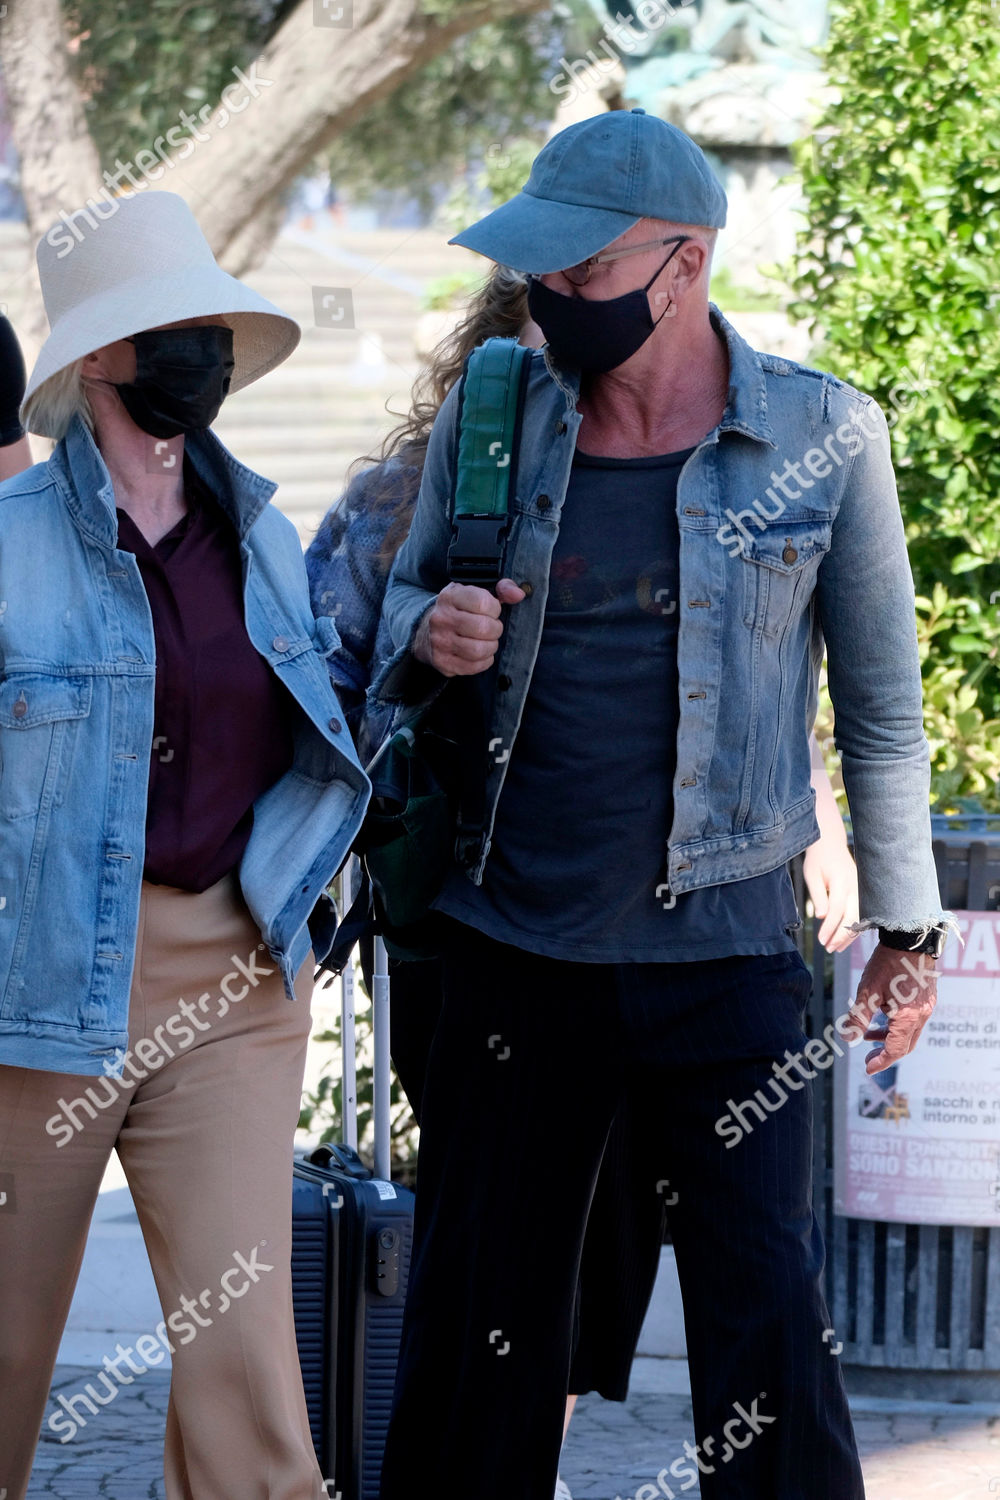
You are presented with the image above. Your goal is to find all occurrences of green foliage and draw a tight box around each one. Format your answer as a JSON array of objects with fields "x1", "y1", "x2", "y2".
[
  {"x1": 437, "y1": 132, "x2": 541, "y2": 236},
  {"x1": 788, "y1": 0, "x2": 1000, "y2": 809},
  {"x1": 61, "y1": 2, "x2": 565, "y2": 216},
  {"x1": 709, "y1": 265, "x2": 783, "y2": 314},
  {"x1": 324, "y1": 18, "x2": 557, "y2": 211},
  {"x1": 63, "y1": 1, "x2": 289, "y2": 165},
  {"x1": 421, "y1": 269, "x2": 483, "y2": 309}
]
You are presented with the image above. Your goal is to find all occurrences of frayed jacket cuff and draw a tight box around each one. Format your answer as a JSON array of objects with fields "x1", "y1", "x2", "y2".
[
  {"x1": 845, "y1": 912, "x2": 964, "y2": 949},
  {"x1": 368, "y1": 641, "x2": 446, "y2": 709}
]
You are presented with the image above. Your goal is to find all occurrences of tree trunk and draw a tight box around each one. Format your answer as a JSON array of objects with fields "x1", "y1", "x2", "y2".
[
  {"x1": 0, "y1": 0, "x2": 105, "y2": 343},
  {"x1": 168, "y1": 0, "x2": 549, "y2": 271},
  {"x1": 2, "y1": 0, "x2": 547, "y2": 282},
  {"x1": 0, "y1": 0, "x2": 103, "y2": 230},
  {"x1": 0, "y1": 0, "x2": 548, "y2": 353}
]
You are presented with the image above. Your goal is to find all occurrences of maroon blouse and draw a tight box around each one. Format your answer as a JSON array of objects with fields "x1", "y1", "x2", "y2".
[{"x1": 115, "y1": 462, "x2": 297, "y2": 892}]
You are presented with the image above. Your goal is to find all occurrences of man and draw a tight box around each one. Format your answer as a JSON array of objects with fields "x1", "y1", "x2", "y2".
[{"x1": 373, "y1": 110, "x2": 956, "y2": 1499}]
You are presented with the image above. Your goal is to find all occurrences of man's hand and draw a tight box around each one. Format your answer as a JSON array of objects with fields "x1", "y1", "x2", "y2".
[
  {"x1": 412, "y1": 578, "x2": 526, "y2": 677},
  {"x1": 841, "y1": 943, "x2": 938, "y2": 1075}
]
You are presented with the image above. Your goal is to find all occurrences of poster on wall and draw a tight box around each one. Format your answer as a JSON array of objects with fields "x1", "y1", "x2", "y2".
[{"x1": 833, "y1": 913, "x2": 1000, "y2": 1227}]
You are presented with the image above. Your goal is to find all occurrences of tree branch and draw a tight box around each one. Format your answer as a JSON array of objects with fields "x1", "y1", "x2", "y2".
[{"x1": 162, "y1": 0, "x2": 549, "y2": 263}]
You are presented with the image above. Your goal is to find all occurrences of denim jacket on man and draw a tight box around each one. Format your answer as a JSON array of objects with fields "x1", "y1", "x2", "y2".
[
  {"x1": 0, "y1": 415, "x2": 369, "y2": 1077},
  {"x1": 371, "y1": 307, "x2": 955, "y2": 943}
]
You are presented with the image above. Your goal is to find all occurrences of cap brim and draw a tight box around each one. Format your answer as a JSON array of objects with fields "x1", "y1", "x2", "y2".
[{"x1": 449, "y1": 191, "x2": 641, "y2": 274}]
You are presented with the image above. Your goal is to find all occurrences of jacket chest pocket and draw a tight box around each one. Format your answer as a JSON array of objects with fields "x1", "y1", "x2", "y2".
[
  {"x1": 740, "y1": 519, "x2": 832, "y2": 639},
  {"x1": 0, "y1": 674, "x2": 93, "y2": 821}
]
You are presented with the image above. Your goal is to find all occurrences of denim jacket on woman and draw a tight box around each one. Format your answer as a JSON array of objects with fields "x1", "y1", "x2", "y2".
[
  {"x1": 0, "y1": 416, "x2": 370, "y2": 1077},
  {"x1": 372, "y1": 307, "x2": 955, "y2": 943}
]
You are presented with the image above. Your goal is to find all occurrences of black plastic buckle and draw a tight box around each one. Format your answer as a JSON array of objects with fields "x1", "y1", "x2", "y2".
[
  {"x1": 447, "y1": 516, "x2": 507, "y2": 588},
  {"x1": 454, "y1": 824, "x2": 487, "y2": 871}
]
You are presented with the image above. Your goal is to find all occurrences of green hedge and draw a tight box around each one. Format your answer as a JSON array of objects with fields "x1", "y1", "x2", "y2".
[{"x1": 788, "y1": 0, "x2": 1000, "y2": 810}]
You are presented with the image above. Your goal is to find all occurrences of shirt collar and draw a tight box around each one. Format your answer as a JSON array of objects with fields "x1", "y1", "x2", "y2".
[{"x1": 55, "y1": 414, "x2": 278, "y2": 550}]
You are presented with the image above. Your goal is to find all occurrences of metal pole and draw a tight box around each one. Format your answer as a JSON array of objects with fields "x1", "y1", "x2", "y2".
[
  {"x1": 339, "y1": 859, "x2": 358, "y2": 1151},
  {"x1": 372, "y1": 935, "x2": 391, "y2": 1181}
]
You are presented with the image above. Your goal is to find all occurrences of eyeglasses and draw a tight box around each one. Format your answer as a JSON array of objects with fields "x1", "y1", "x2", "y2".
[{"x1": 559, "y1": 235, "x2": 691, "y2": 287}]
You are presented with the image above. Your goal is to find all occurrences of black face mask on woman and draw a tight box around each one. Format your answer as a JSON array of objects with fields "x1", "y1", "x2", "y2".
[
  {"x1": 526, "y1": 243, "x2": 685, "y2": 375},
  {"x1": 114, "y1": 325, "x2": 235, "y2": 439}
]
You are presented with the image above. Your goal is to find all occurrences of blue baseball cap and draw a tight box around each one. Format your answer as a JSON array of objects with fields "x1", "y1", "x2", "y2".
[{"x1": 449, "y1": 109, "x2": 727, "y2": 275}]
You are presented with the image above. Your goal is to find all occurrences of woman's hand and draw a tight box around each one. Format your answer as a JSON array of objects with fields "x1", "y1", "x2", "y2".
[
  {"x1": 806, "y1": 732, "x2": 859, "y2": 952},
  {"x1": 803, "y1": 838, "x2": 859, "y2": 952}
]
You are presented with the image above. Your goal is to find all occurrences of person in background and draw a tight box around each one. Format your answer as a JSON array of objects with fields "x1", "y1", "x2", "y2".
[
  {"x1": 0, "y1": 312, "x2": 32, "y2": 479},
  {"x1": 305, "y1": 264, "x2": 860, "y2": 1499},
  {"x1": 0, "y1": 191, "x2": 368, "y2": 1500}
]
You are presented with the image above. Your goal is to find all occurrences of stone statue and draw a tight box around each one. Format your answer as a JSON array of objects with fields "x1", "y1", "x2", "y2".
[
  {"x1": 585, "y1": 0, "x2": 828, "y2": 83},
  {"x1": 583, "y1": 0, "x2": 830, "y2": 146},
  {"x1": 689, "y1": 0, "x2": 828, "y2": 69}
]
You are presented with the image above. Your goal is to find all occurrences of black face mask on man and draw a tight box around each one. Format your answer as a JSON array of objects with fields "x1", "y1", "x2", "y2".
[
  {"x1": 114, "y1": 325, "x2": 235, "y2": 439},
  {"x1": 526, "y1": 242, "x2": 685, "y2": 375}
]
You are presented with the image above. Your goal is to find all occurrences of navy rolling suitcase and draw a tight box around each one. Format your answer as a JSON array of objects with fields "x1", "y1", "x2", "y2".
[{"x1": 292, "y1": 896, "x2": 414, "y2": 1500}]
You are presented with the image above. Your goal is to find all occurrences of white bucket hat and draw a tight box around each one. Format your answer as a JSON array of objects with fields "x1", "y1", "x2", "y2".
[{"x1": 23, "y1": 189, "x2": 300, "y2": 437}]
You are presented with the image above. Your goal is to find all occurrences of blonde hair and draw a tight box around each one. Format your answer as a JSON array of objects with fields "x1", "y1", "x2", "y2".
[{"x1": 22, "y1": 359, "x2": 93, "y2": 441}]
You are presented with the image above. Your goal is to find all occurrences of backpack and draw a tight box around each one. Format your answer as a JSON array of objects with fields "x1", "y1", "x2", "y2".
[{"x1": 326, "y1": 336, "x2": 533, "y2": 969}]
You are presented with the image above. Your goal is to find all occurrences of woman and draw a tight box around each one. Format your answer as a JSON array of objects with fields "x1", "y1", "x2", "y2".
[
  {"x1": 0, "y1": 191, "x2": 368, "y2": 1500},
  {"x1": 305, "y1": 266, "x2": 860, "y2": 1496}
]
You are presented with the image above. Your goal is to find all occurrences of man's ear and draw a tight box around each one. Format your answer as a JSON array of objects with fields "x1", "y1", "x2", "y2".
[{"x1": 671, "y1": 238, "x2": 710, "y2": 296}]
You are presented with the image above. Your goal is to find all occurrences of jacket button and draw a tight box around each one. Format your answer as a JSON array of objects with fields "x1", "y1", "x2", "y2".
[
  {"x1": 497, "y1": 675, "x2": 512, "y2": 691},
  {"x1": 519, "y1": 582, "x2": 534, "y2": 597},
  {"x1": 328, "y1": 717, "x2": 342, "y2": 734},
  {"x1": 556, "y1": 420, "x2": 567, "y2": 434},
  {"x1": 537, "y1": 495, "x2": 551, "y2": 511},
  {"x1": 13, "y1": 694, "x2": 27, "y2": 719},
  {"x1": 273, "y1": 635, "x2": 289, "y2": 652},
  {"x1": 782, "y1": 542, "x2": 798, "y2": 564}
]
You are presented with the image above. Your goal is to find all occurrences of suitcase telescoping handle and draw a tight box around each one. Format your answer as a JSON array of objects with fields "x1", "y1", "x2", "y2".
[
  {"x1": 339, "y1": 859, "x2": 392, "y2": 1182},
  {"x1": 371, "y1": 932, "x2": 391, "y2": 1182}
]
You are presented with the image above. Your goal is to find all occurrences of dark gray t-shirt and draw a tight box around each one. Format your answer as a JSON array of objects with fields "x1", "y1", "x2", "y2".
[{"x1": 436, "y1": 445, "x2": 801, "y2": 962}]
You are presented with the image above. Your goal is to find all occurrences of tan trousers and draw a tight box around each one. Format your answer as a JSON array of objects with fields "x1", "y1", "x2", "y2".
[{"x1": 0, "y1": 869, "x2": 328, "y2": 1500}]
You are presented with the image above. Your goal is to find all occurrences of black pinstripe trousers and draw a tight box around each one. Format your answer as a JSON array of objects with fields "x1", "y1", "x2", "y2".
[
  {"x1": 380, "y1": 919, "x2": 866, "y2": 1500},
  {"x1": 387, "y1": 950, "x2": 668, "y2": 1401}
]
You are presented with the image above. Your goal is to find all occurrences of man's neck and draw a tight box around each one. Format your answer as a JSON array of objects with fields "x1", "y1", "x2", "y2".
[{"x1": 577, "y1": 306, "x2": 729, "y2": 458}]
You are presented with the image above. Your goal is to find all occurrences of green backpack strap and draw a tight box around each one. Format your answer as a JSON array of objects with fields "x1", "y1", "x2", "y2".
[{"x1": 446, "y1": 336, "x2": 533, "y2": 588}]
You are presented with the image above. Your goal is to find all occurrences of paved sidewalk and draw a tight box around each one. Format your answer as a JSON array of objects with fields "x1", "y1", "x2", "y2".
[
  {"x1": 25, "y1": 1356, "x2": 1000, "y2": 1499},
  {"x1": 562, "y1": 1361, "x2": 1000, "y2": 1500},
  {"x1": 27, "y1": 1105, "x2": 1000, "y2": 1498}
]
